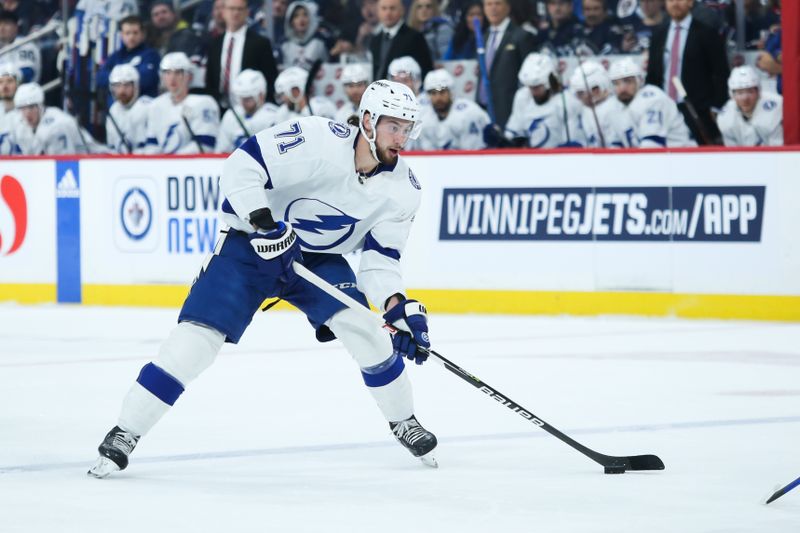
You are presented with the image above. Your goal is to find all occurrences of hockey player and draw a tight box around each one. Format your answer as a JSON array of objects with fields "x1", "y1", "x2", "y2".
[
  {"x1": 216, "y1": 70, "x2": 279, "y2": 153},
  {"x1": 12, "y1": 83, "x2": 106, "y2": 155},
  {"x1": 568, "y1": 61, "x2": 625, "y2": 148},
  {"x1": 418, "y1": 68, "x2": 490, "y2": 150},
  {"x1": 88, "y1": 80, "x2": 439, "y2": 477},
  {"x1": 717, "y1": 66, "x2": 783, "y2": 147},
  {"x1": 334, "y1": 64, "x2": 370, "y2": 124},
  {"x1": 106, "y1": 64, "x2": 152, "y2": 154},
  {"x1": 0, "y1": 62, "x2": 20, "y2": 154},
  {"x1": 143, "y1": 52, "x2": 220, "y2": 154},
  {"x1": 608, "y1": 57, "x2": 696, "y2": 148},
  {"x1": 388, "y1": 56, "x2": 423, "y2": 98},
  {"x1": 273, "y1": 66, "x2": 337, "y2": 122},
  {"x1": 504, "y1": 53, "x2": 582, "y2": 148}
]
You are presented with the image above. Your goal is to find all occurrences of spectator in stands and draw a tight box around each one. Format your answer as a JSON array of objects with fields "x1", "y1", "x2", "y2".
[
  {"x1": 617, "y1": 0, "x2": 665, "y2": 54},
  {"x1": 478, "y1": 0, "x2": 536, "y2": 129},
  {"x1": 273, "y1": 65, "x2": 337, "y2": 121},
  {"x1": 370, "y1": 0, "x2": 433, "y2": 80},
  {"x1": 195, "y1": 0, "x2": 227, "y2": 40},
  {"x1": 646, "y1": 0, "x2": 729, "y2": 145},
  {"x1": 147, "y1": 0, "x2": 204, "y2": 59},
  {"x1": 12, "y1": 82, "x2": 106, "y2": 154},
  {"x1": 717, "y1": 65, "x2": 782, "y2": 146},
  {"x1": 335, "y1": 63, "x2": 371, "y2": 123},
  {"x1": 726, "y1": 0, "x2": 779, "y2": 50},
  {"x1": 206, "y1": 0, "x2": 278, "y2": 108},
  {"x1": 0, "y1": 0, "x2": 31, "y2": 35},
  {"x1": 407, "y1": 0, "x2": 454, "y2": 62},
  {"x1": 97, "y1": 15, "x2": 161, "y2": 101},
  {"x1": 0, "y1": 10, "x2": 41, "y2": 83},
  {"x1": 280, "y1": 1, "x2": 331, "y2": 69},
  {"x1": 758, "y1": 28, "x2": 781, "y2": 94},
  {"x1": 580, "y1": 0, "x2": 630, "y2": 54},
  {"x1": 318, "y1": 0, "x2": 363, "y2": 60},
  {"x1": 106, "y1": 64, "x2": 152, "y2": 154},
  {"x1": 538, "y1": 0, "x2": 582, "y2": 56},
  {"x1": 354, "y1": 0, "x2": 379, "y2": 59},
  {"x1": 443, "y1": 1, "x2": 484, "y2": 60},
  {"x1": 252, "y1": 0, "x2": 288, "y2": 44}
]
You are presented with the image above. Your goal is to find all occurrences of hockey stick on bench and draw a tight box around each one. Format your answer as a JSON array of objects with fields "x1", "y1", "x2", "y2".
[{"x1": 292, "y1": 262, "x2": 665, "y2": 474}]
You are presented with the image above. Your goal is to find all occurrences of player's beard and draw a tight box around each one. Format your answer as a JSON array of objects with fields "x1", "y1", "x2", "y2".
[
  {"x1": 433, "y1": 99, "x2": 452, "y2": 118},
  {"x1": 533, "y1": 90, "x2": 551, "y2": 105},
  {"x1": 376, "y1": 142, "x2": 401, "y2": 165},
  {"x1": 617, "y1": 91, "x2": 634, "y2": 105}
]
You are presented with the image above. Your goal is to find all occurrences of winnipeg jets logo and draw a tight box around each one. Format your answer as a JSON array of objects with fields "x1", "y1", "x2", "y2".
[{"x1": 284, "y1": 198, "x2": 360, "y2": 250}]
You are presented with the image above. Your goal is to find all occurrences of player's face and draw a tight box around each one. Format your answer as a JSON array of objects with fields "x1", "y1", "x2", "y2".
[
  {"x1": 120, "y1": 22, "x2": 144, "y2": 50},
  {"x1": 161, "y1": 69, "x2": 189, "y2": 96},
  {"x1": 390, "y1": 73, "x2": 417, "y2": 95},
  {"x1": 733, "y1": 87, "x2": 759, "y2": 115},
  {"x1": 528, "y1": 84, "x2": 550, "y2": 105},
  {"x1": 0, "y1": 75, "x2": 17, "y2": 99},
  {"x1": 240, "y1": 94, "x2": 262, "y2": 115},
  {"x1": 20, "y1": 105, "x2": 40, "y2": 128},
  {"x1": 111, "y1": 81, "x2": 136, "y2": 105},
  {"x1": 374, "y1": 116, "x2": 415, "y2": 163},
  {"x1": 613, "y1": 77, "x2": 638, "y2": 105},
  {"x1": 575, "y1": 85, "x2": 605, "y2": 107},
  {"x1": 290, "y1": 6, "x2": 310, "y2": 33},
  {"x1": 428, "y1": 89, "x2": 452, "y2": 115},
  {"x1": 344, "y1": 81, "x2": 367, "y2": 104}
]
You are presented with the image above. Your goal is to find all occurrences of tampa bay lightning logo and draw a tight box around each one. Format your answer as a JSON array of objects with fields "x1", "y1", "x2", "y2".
[
  {"x1": 120, "y1": 187, "x2": 152, "y2": 240},
  {"x1": 285, "y1": 198, "x2": 360, "y2": 250},
  {"x1": 161, "y1": 122, "x2": 185, "y2": 154},
  {"x1": 528, "y1": 117, "x2": 551, "y2": 148},
  {"x1": 328, "y1": 121, "x2": 351, "y2": 138},
  {"x1": 408, "y1": 169, "x2": 421, "y2": 190}
]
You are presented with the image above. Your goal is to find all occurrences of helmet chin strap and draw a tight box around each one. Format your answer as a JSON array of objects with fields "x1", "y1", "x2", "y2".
[{"x1": 359, "y1": 113, "x2": 381, "y2": 164}]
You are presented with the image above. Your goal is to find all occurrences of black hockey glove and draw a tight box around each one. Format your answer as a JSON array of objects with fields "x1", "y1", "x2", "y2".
[{"x1": 248, "y1": 209, "x2": 303, "y2": 284}]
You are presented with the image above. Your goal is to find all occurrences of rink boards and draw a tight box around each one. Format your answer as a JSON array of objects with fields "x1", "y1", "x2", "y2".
[{"x1": 0, "y1": 148, "x2": 798, "y2": 320}]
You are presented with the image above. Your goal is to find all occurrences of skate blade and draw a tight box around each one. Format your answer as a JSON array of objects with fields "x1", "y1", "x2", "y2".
[
  {"x1": 418, "y1": 451, "x2": 438, "y2": 468},
  {"x1": 87, "y1": 456, "x2": 120, "y2": 479}
]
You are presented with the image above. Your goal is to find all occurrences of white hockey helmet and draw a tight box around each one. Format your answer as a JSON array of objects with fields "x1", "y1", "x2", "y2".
[
  {"x1": 109, "y1": 63, "x2": 140, "y2": 86},
  {"x1": 14, "y1": 82, "x2": 44, "y2": 109},
  {"x1": 341, "y1": 64, "x2": 370, "y2": 85},
  {"x1": 569, "y1": 60, "x2": 611, "y2": 96},
  {"x1": 518, "y1": 53, "x2": 555, "y2": 88},
  {"x1": 423, "y1": 69, "x2": 454, "y2": 92},
  {"x1": 233, "y1": 69, "x2": 267, "y2": 100},
  {"x1": 160, "y1": 51, "x2": 192, "y2": 72},
  {"x1": 388, "y1": 56, "x2": 421, "y2": 91},
  {"x1": 275, "y1": 66, "x2": 308, "y2": 103},
  {"x1": 608, "y1": 57, "x2": 644, "y2": 82},
  {"x1": 0, "y1": 61, "x2": 20, "y2": 82},
  {"x1": 358, "y1": 79, "x2": 422, "y2": 160},
  {"x1": 728, "y1": 65, "x2": 760, "y2": 94}
]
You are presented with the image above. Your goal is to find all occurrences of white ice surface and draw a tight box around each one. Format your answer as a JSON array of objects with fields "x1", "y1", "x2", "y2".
[{"x1": 1, "y1": 305, "x2": 799, "y2": 532}]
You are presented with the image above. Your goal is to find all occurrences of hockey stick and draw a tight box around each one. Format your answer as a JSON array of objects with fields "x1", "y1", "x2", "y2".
[
  {"x1": 181, "y1": 112, "x2": 205, "y2": 154},
  {"x1": 671, "y1": 76, "x2": 712, "y2": 145},
  {"x1": 291, "y1": 261, "x2": 665, "y2": 474},
  {"x1": 107, "y1": 110, "x2": 133, "y2": 153},
  {"x1": 472, "y1": 17, "x2": 496, "y2": 125},
  {"x1": 569, "y1": 46, "x2": 606, "y2": 148},
  {"x1": 766, "y1": 475, "x2": 800, "y2": 504},
  {"x1": 229, "y1": 105, "x2": 252, "y2": 139},
  {"x1": 303, "y1": 59, "x2": 323, "y2": 117}
]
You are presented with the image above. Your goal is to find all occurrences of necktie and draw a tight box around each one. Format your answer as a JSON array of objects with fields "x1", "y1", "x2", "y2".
[
  {"x1": 379, "y1": 31, "x2": 391, "y2": 68},
  {"x1": 667, "y1": 24, "x2": 681, "y2": 100},
  {"x1": 222, "y1": 35, "x2": 235, "y2": 96},
  {"x1": 486, "y1": 29, "x2": 498, "y2": 72}
]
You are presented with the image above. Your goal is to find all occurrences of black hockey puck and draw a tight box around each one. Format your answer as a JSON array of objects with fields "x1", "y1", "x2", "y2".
[{"x1": 604, "y1": 465, "x2": 626, "y2": 474}]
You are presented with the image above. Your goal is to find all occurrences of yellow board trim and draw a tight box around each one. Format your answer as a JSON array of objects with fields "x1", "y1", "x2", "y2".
[{"x1": 2, "y1": 284, "x2": 798, "y2": 321}]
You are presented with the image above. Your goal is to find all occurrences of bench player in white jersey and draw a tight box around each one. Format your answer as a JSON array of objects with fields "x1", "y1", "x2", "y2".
[
  {"x1": 334, "y1": 64, "x2": 370, "y2": 124},
  {"x1": 143, "y1": 52, "x2": 220, "y2": 154},
  {"x1": 106, "y1": 64, "x2": 152, "y2": 154},
  {"x1": 0, "y1": 62, "x2": 21, "y2": 154},
  {"x1": 216, "y1": 70, "x2": 280, "y2": 153},
  {"x1": 505, "y1": 53, "x2": 582, "y2": 148},
  {"x1": 273, "y1": 66, "x2": 337, "y2": 122},
  {"x1": 608, "y1": 57, "x2": 696, "y2": 148},
  {"x1": 88, "y1": 80, "x2": 438, "y2": 477},
  {"x1": 12, "y1": 83, "x2": 106, "y2": 155},
  {"x1": 568, "y1": 61, "x2": 626, "y2": 148},
  {"x1": 418, "y1": 69, "x2": 489, "y2": 150},
  {"x1": 716, "y1": 66, "x2": 783, "y2": 147}
]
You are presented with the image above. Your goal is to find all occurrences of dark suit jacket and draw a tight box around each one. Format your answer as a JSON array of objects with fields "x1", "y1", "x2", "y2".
[
  {"x1": 646, "y1": 17, "x2": 729, "y2": 142},
  {"x1": 206, "y1": 29, "x2": 278, "y2": 105},
  {"x1": 481, "y1": 22, "x2": 536, "y2": 129},
  {"x1": 370, "y1": 24, "x2": 434, "y2": 81}
]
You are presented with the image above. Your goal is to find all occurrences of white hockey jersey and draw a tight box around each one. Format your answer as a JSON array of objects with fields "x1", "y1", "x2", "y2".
[
  {"x1": 717, "y1": 92, "x2": 783, "y2": 147},
  {"x1": 12, "y1": 107, "x2": 106, "y2": 155},
  {"x1": 505, "y1": 88, "x2": 583, "y2": 148},
  {"x1": 216, "y1": 103, "x2": 280, "y2": 153},
  {"x1": 417, "y1": 98, "x2": 490, "y2": 151},
  {"x1": 220, "y1": 116, "x2": 422, "y2": 309},
  {"x1": 106, "y1": 96, "x2": 152, "y2": 153},
  {"x1": 5, "y1": 38, "x2": 41, "y2": 83},
  {"x1": 274, "y1": 96, "x2": 337, "y2": 122},
  {"x1": 334, "y1": 101, "x2": 359, "y2": 124},
  {"x1": 618, "y1": 85, "x2": 696, "y2": 148},
  {"x1": 579, "y1": 97, "x2": 629, "y2": 148},
  {"x1": 143, "y1": 93, "x2": 220, "y2": 154},
  {"x1": 0, "y1": 109, "x2": 21, "y2": 154}
]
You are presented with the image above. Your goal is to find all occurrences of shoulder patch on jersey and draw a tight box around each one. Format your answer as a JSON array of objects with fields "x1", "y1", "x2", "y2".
[
  {"x1": 408, "y1": 168, "x2": 421, "y2": 190},
  {"x1": 762, "y1": 100, "x2": 778, "y2": 111},
  {"x1": 328, "y1": 121, "x2": 351, "y2": 138},
  {"x1": 455, "y1": 102, "x2": 468, "y2": 111}
]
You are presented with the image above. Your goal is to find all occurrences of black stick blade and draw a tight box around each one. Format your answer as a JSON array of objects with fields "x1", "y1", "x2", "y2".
[{"x1": 626, "y1": 454, "x2": 665, "y2": 471}]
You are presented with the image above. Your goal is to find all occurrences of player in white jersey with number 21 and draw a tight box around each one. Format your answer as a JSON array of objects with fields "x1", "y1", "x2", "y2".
[{"x1": 88, "y1": 80, "x2": 439, "y2": 478}]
